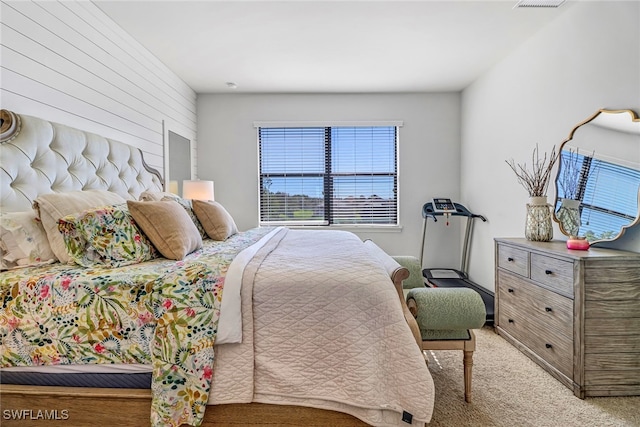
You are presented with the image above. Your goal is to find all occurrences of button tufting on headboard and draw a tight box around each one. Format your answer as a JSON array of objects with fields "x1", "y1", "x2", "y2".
[{"x1": 0, "y1": 109, "x2": 164, "y2": 212}]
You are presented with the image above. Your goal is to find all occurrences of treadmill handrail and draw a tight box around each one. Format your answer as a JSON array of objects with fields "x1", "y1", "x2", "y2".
[{"x1": 422, "y1": 202, "x2": 487, "y2": 222}]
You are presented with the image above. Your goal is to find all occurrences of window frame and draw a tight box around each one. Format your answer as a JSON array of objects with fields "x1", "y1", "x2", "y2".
[{"x1": 255, "y1": 121, "x2": 402, "y2": 228}]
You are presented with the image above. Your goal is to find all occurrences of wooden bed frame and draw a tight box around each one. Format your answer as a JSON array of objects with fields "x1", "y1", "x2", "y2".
[
  {"x1": 0, "y1": 247, "x2": 420, "y2": 427},
  {"x1": 1, "y1": 385, "x2": 371, "y2": 426},
  {"x1": 0, "y1": 109, "x2": 425, "y2": 426}
]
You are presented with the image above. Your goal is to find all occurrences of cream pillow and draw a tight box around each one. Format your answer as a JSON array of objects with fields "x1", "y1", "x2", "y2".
[
  {"x1": 139, "y1": 190, "x2": 176, "y2": 202},
  {"x1": 160, "y1": 194, "x2": 207, "y2": 238},
  {"x1": 192, "y1": 200, "x2": 238, "y2": 241},
  {"x1": 33, "y1": 190, "x2": 126, "y2": 263},
  {"x1": 127, "y1": 200, "x2": 202, "y2": 260}
]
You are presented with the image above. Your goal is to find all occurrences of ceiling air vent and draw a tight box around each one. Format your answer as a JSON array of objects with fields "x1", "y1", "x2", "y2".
[{"x1": 514, "y1": 0, "x2": 565, "y2": 8}]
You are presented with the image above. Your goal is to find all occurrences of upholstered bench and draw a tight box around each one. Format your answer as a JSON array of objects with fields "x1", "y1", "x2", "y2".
[
  {"x1": 393, "y1": 256, "x2": 486, "y2": 403},
  {"x1": 361, "y1": 244, "x2": 486, "y2": 402}
]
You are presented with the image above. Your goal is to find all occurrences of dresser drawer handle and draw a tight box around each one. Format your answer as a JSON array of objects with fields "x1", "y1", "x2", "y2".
[
  {"x1": 508, "y1": 319, "x2": 514, "y2": 323},
  {"x1": 545, "y1": 269, "x2": 553, "y2": 275},
  {"x1": 508, "y1": 288, "x2": 514, "y2": 293},
  {"x1": 545, "y1": 307, "x2": 553, "y2": 312},
  {"x1": 507, "y1": 257, "x2": 514, "y2": 262},
  {"x1": 545, "y1": 343, "x2": 553, "y2": 349}
]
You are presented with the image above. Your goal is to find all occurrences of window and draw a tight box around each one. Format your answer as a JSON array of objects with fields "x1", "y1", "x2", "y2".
[{"x1": 258, "y1": 125, "x2": 399, "y2": 226}]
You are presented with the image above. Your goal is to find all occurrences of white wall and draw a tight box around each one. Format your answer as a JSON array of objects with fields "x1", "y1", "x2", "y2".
[
  {"x1": 0, "y1": 0, "x2": 197, "y2": 178},
  {"x1": 3, "y1": 1, "x2": 637, "y2": 292},
  {"x1": 461, "y1": 1, "x2": 640, "y2": 293},
  {"x1": 197, "y1": 93, "x2": 466, "y2": 267}
]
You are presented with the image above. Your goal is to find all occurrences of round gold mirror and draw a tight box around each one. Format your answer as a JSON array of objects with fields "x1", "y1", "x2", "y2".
[{"x1": 553, "y1": 109, "x2": 640, "y2": 245}]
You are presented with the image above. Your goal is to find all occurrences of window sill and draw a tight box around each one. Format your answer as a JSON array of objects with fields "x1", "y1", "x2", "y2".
[{"x1": 282, "y1": 224, "x2": 404, "y2": 233}]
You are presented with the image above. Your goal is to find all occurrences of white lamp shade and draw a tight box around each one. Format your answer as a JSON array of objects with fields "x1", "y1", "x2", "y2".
[{"x1": 183, "y1": 180, "x2": 214, "y2": 201}]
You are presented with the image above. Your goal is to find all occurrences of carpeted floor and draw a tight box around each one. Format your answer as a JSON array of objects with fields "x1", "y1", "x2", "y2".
[{"x1": 426, "y1": 326, "x2": 640, "y2": 427}]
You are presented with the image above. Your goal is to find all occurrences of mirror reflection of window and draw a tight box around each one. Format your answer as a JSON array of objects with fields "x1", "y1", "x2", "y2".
[
  {"x1": 556, "y1": 150, "x2": 640, "y2": 241},
  {"x1": 168, "y1": 131, "x2": 192, "y2": 196}
]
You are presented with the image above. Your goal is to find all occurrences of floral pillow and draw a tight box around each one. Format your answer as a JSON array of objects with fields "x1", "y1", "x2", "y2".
[
  {"x1": 58, "y1": 203, "x2": 158, "y2": 268},
  {"x1": 161, "y1": 194, "x2": 207, "y2": 239},
  {"x1": 0, "y1": 211, "x2": 57, "y2": 270},
  {"x1": 34, "y1": 189, "x2": 127, "y2": 264}
]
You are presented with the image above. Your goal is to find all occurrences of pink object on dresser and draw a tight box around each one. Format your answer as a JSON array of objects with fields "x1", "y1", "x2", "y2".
[{"x1": 566, "y1": 236, "x2": 590, "y2": 250}]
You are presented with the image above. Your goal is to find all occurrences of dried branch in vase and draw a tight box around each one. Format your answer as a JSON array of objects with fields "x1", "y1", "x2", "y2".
[
  {"x1": 558, "y1": 148, "x2": 594, "y2": 200},
  {"x1": 506, "y1": 144, "x2": 559, "y2": 198}
]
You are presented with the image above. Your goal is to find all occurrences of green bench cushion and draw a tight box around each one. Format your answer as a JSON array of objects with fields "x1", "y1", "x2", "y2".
[
  {"x1": 392, "y1": 255, "x2": 425, "y2": 289},
  {"x1": 407, "y1": 287, "x2": 486, "y2": 341}
]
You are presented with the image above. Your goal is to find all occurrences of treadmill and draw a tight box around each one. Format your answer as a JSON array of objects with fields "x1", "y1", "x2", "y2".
[{"x1": 420, "y1": 200, "x2": 494, "y2": 325}]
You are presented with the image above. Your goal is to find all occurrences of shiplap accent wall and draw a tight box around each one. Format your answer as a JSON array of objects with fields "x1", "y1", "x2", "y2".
[{"x1": 0, "y1": 0, "x2": 197, "y2": 179}]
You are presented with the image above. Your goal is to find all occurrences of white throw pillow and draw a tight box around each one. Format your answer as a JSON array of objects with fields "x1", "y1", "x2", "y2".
[{"x1": 0, "y1": 210, "x2": 57, "y2": 269}]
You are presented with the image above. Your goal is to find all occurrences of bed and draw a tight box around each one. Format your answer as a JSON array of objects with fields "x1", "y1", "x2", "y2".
[{"x1": 0, "y1": 109, "x2": 434, "y2": 426}]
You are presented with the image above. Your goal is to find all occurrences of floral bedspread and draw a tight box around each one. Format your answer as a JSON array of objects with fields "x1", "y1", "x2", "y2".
[{"x1": 0, "y1": 227, "x2": 274, "y2": 427}]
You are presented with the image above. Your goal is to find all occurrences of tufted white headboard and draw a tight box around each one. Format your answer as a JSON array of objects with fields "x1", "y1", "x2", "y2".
[{"x1": 0, "y1": 109, "x2": 164, "y2": 212}]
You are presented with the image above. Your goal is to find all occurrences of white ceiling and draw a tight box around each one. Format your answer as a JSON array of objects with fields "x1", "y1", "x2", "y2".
[{"x1": 94, "y1": 0, "x2": 574, "y2": 94}]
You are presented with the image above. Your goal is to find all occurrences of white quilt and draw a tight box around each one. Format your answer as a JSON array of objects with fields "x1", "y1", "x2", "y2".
[{"x1": 209, "y1": 228, "x2": 435, "y2": 427}]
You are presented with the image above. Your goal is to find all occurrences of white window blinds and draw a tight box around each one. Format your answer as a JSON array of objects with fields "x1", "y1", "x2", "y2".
[{"x1": 259, "y1": 125, "x2": 398, "y2": 226}]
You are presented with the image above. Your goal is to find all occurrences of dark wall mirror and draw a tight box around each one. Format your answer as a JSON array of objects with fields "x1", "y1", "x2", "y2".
[
  {"x1": 163, "y1": 118, "x2": 193, "y2": 196},
  {"x1": 553, "y1": 109, "x2": 640, "y2": 245},
  {"x1": 168, "y1": 130, "x2": 192, "y2": 196}
]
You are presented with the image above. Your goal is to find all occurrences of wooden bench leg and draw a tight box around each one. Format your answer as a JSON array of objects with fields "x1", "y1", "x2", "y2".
[
  {"x1": 419, "y1": 330, "x2": 478, "y2": 403},
  {"x1": 462, "y1": 330, "x2": 477, "y2": 403},
  {"x1": 463, "y1": 349, "x2": 473, "y2": 402}
]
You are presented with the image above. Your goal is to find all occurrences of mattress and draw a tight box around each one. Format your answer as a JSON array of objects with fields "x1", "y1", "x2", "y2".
[{"x1": 0, "y1": 363, "x2": 151, "y2": 388}]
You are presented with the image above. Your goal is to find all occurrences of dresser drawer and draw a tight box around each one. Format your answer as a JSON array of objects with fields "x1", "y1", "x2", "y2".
[
  {"x1": 497, "y1": 244, "x2": 529, "y2": 277},
  {"x1": 530, "y1": 253, "x2": 574, "y2": 297},
  {"x1": 497, "y1": 270, "x2": 573, "y2": 339},
  {"x1": 499, "y1": 304, "x2": 573, "y2": 378}
]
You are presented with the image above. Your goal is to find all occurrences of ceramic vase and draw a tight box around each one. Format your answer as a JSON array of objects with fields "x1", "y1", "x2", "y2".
[
  {"x1": 556, "y1": 198, "x2": 581, "y2": 237},
  {"x1": 525, "y1": 196, "x2": 553, "y2": 242}
]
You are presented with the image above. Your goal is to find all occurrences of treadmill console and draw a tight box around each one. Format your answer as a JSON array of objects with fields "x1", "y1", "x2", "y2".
[{"x1": 432, "y1": 198, "x2": 456, "y2": 213}]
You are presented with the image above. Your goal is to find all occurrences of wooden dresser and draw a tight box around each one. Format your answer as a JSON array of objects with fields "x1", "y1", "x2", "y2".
[{"x1": 494, "y1": 238, "x2": 640, "y2": 398}]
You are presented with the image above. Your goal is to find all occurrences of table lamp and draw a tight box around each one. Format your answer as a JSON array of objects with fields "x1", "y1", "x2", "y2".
[{"x1": 182, "y1": 180, "x2": 214, "y2": 201}]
